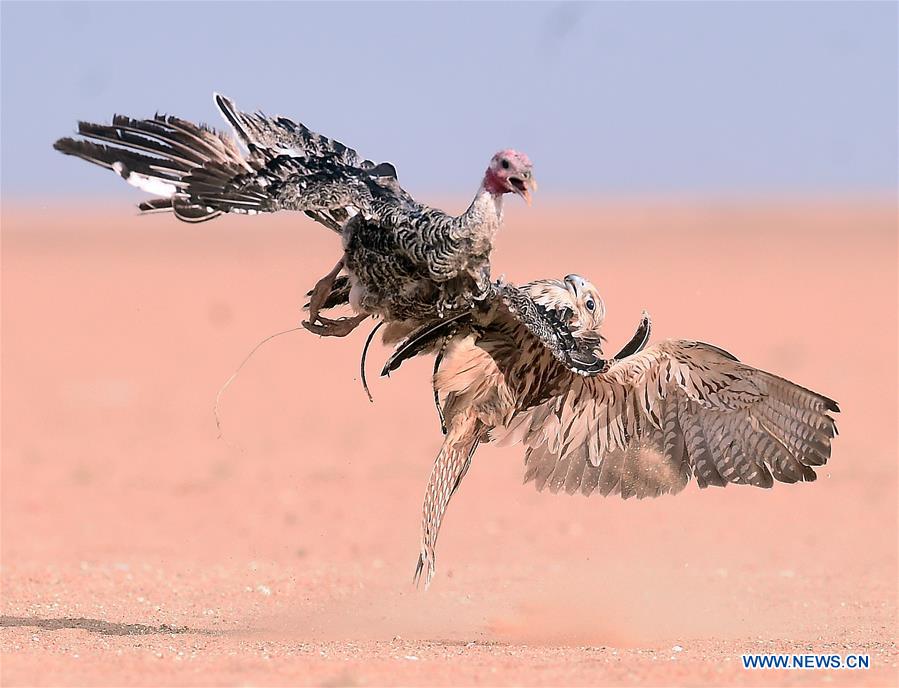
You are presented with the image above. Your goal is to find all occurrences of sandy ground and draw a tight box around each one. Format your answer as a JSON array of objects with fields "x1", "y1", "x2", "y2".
[{"x1": 1, "y1": 199, "x2": 896, "y2": 687}]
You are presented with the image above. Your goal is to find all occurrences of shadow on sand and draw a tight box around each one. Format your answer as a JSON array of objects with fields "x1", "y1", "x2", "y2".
[{"x1": 0, "y1": 615, "x2": 216, "y2": 637}]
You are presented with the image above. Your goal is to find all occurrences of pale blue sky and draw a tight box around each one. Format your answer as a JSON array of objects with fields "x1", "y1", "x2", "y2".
[{"x1": 2, "y1": 1, "x2": 896, "y2": 198}]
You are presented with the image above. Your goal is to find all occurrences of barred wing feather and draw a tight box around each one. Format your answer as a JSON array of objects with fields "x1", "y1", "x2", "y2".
[
  {"x1": 216, "y1": 93, "x2": 375, "y2": 169},
  {"x1": 514, "y1": 340, "x2": 839, "y2": 499},
  {"x1": 54, "y1": 94, "x2": 414, "y2": 228}
]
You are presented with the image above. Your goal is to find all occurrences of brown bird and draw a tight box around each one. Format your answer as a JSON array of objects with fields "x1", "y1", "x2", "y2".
[{"x1": 384, "y1": 275, "x2": 839, "y2": 587}]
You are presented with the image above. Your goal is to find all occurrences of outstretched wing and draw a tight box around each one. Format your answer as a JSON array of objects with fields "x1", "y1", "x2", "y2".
[
  {"x1": 214, "y1": 94, "x2": 394, "y2": 175},
  {"x1": 502, "y1": 340, "x2": 839, "y2": 499},
  {"x1": 213, "y1": 94, "x2": 416, "y2": 228},
  {"x1": 215, "y1": 93, "x2": 364, "y2": 162},
  {"x1": 54, "y1": 94, "x2": 414, "y2": 228}
]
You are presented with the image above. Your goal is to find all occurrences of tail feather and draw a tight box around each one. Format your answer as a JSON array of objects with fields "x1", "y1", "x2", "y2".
[
  {"x1": 138, "y1": 198, "x2": 175, "y2": 214},
  {"x1": 54, "y1": 137, "x2": 186, "y2": 198},
  {"x1": 54, "y1": 136, "x2": 179, "y2": 179},
  {"x1": 55, "y1": 111, "x2": 262, "y2": 222},
  {"x1": 157, "y1": 114, "x2": 244, "y2": 163},
  {"x1": 80, "y1": 117, "x2": 207, "y2": 167},
  {"x1": 171, "y1": 199, "x2": 223, "y2": 223},
  {"x1": 55, "y1": 94, "x2": 395, "y2": 227}
]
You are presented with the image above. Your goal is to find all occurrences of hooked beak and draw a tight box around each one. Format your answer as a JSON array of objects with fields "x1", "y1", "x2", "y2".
[
  {"x1": 509, "y1": 175, "x2": 537, "y2": 206},
  {"x1": 564, "y1": 273, "x2": 586, "y2": 300}
]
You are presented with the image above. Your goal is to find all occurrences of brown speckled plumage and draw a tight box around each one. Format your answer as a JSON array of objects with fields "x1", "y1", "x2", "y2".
[{"x1": 390, "y1": 275, "x2": 839, "y2": 587}]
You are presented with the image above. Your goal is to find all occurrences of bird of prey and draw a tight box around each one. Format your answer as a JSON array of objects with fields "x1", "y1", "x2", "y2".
[
  {"x1": 53, "y1": 94, "x2": 536, "y2": 337},
  {"x1": 383, "y1": 275, "x2": 839, "y2": 587}
]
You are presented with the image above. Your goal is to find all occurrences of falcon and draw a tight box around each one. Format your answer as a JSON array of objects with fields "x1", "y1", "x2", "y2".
[
  {"x1": 383, "y1": 275, "x2": 839, "y2": 587},
  {"x1": 53, "y1": 94, "x2": 536, "y2": 336}
]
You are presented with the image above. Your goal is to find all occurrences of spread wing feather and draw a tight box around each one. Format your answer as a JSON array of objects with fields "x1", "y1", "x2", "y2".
[
  {"x1": 215, "y1": 93, "x2": 383, "y2": 172},
  {"x1": 54, "y1": 94, "x2": 414, "y2": 229},
  {"x1": 515, "y1": 340, "x2": 838, "y2": 499}
]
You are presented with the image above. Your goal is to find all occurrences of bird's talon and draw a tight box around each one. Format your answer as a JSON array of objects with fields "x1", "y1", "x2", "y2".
[{"x1": 302, "y1": 313, "x2": 368, "y2": 338}]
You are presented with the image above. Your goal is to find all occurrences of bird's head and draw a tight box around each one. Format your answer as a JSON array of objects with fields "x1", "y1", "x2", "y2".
[
  {"x1": 562, "y1": 274, "x2": 606, "y2": 336},
  {"x1": 483, "y1": 149, "x2": 536, "y2": 205},
  {"x1": 524, "y1": 274, "x2": 605, "y2": 339}
]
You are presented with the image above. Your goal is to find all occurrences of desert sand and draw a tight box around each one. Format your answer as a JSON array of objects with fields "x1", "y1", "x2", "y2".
[{"x1": 1, "y1": 199, "x2": 896, "y2": 686}]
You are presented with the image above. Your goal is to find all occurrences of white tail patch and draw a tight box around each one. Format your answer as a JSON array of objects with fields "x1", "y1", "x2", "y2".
[{"x1": 113, "y1": 162, "x2": 177, "y2": 197}]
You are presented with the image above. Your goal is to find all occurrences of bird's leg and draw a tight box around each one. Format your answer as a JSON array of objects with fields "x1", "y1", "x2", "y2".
[
  {"x1": 302, "y1": 259, "x2": 370, "y2": 337},
  {"x1": 415, "y1": 413, "x2": 480, "y2": 589},
  {"x1": 305, "y1": 259, "x2": 344, "y2": 324},
  {"x1": 305, "y1": 275, "x2": 351, "y2": 311}
]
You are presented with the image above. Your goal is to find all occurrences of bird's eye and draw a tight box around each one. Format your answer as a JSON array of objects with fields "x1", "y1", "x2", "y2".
[
  {"x1": 586, "y1": 299, "x2": 595, "y2": 312},
  {"x1": 500, "y1": 159, "x2": 510, "y2": 170}
]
